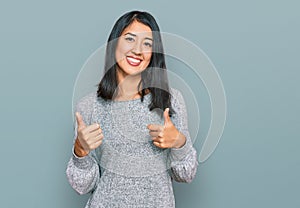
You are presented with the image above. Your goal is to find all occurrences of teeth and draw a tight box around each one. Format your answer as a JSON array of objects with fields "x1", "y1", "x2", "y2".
[{"x1": 127, "y1": 57, "x2": 141, "y2": 63}]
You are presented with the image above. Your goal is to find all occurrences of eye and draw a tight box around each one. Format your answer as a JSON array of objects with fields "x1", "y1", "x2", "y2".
[
  {"x1": 125, "y1": 36, "x2": 135, "y2": 42},
  {"x1": 144, "y1": 41, "x2": 152, "y2": 48}
]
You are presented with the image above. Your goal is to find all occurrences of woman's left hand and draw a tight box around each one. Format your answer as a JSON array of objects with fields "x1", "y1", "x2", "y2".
[{"x1": 147, "y1": 108, "x2": 186, "y2": 149}]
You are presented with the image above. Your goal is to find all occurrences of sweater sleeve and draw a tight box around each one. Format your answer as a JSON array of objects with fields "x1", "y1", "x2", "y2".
[
  {"x1": 66, "y1": 93, "x2": 101, "y2": 195},
  {"x1": 168, "y1": 88, "x2": 198, "y2": 183}
]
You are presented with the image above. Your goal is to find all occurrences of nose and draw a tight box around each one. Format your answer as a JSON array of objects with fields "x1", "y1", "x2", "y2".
[{"x1": 131, "y1": 41, "x2": 142, "y2": 55}]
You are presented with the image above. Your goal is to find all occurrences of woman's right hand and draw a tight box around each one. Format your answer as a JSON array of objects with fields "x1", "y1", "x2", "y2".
[{"x1": 74, "y1": 112, "x2": 103, "y2": 157}]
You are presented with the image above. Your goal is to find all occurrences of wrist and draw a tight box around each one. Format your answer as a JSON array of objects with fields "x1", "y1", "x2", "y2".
[
  {"x1": 173, "y1": 132, "x2": 186, "y2": 149},
  {"x1": 74, "y1": 138, "x2": 89, "y2": 157}
]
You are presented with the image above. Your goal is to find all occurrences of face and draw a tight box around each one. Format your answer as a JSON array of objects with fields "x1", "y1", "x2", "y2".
[{"x1": 115, "y1": 20, "x2": 153, "y2": 79}]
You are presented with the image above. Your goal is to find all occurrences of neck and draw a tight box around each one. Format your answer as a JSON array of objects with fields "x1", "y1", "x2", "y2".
[{"x1": 115, "y1": 68, "x2": 142, "y2": 100}]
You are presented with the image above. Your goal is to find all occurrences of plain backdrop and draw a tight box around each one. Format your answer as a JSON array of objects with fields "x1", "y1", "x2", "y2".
[{"x1": 0, "y1": 0, "x2": 299, "y2": 207}]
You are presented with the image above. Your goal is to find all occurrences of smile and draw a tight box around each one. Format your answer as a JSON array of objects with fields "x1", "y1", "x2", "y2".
[{"x1": 126, "y1": 56, "x2": 142, "y2": 66}]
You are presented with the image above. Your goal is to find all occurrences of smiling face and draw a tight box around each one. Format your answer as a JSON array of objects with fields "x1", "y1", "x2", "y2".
[{"x1": 115, "y1": 20, "x2": 153, "y2": 81}]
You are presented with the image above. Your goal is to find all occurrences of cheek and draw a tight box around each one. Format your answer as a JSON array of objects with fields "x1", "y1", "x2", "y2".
[
  {"x1": 115, "y1": 50, "x2": 123, "y2": 63},
  {"x1": 115, "y1": 43, "x2": 132, "y2": 61},
  {"x1": 140, "y1": 54, "x2": 152, "y2": 69},
  {"x1": 144, "y1": 52, "x2": 152, "y2": 63}
]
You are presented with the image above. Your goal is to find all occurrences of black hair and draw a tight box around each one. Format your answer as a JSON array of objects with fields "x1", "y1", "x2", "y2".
[{"x1": 97, "y1": 10, "x2": 175, "y2": 116}]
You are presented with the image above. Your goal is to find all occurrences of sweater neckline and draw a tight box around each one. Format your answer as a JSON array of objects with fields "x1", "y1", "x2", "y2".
[{"x1": 109, "y1": 92, "x2": 151, "y2": 103}]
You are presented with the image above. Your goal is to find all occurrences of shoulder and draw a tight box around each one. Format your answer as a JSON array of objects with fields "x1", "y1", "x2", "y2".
[
  {"x1": 74, "y1": 92, "x2": 98, "y2": 125},
  {"x1": 170, "y1": 87, "x2": 181, "y2": 96},
  {"x1": 74, "y1": 92, "x2": 97, "y2": 116},
  {"x1": 170, "y1": 87, "x2": 185, "y2": 104},
  {"x1": 74, "y1": 92, "x2": 97, "y2": 113},
  {"x1": 169, "y1": 88, "x2": 188, "y2": 117}
]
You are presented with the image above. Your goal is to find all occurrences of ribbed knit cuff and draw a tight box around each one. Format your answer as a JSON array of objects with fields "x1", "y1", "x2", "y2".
[
  {"x1": 72, "y1": 146, "x2": 94, "y2": 169},
  {"x1": 170, "y1": 139, "x2": 193, "y2": 161}
]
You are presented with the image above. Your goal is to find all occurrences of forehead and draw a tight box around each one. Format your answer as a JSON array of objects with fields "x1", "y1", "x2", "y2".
[{"x1": 121, "y1": 20, "x2": 152, "y2": 37}]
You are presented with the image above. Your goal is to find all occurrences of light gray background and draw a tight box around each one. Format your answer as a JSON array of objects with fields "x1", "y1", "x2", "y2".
[{"x1": 1, "y1": 0, "x2": 299, "y2": 207}]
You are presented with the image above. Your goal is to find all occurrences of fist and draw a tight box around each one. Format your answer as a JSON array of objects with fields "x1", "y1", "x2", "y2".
[
  {"x1": 147, "y1": 108, "x2": 186, "y2": 149},
  {"x1": 74, "y1": 112, "x2": 103, "y2": 157}
]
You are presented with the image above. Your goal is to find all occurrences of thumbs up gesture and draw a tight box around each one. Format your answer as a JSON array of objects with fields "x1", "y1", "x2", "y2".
[
  {"x1": 147, "y1": 108, "x2": 186, "y2": 149},
  {"x1": 74, "y1": 112, "x2": 104, "y2": 157}
]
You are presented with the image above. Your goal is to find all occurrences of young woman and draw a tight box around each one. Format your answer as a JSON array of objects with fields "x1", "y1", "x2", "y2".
[{"x1": 66, "y1": 10, "x2": 198, "y2": 208}]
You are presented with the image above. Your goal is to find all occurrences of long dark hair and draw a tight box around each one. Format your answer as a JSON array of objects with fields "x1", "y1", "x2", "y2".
[{"x1": 97, "y1": 10, "x2": 175, "y2": 116}]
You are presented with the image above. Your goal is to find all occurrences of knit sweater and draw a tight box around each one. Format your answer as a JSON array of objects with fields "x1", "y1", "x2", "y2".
[{"x1": 66, "y1": 88, "x2": 198, "y2": 208}]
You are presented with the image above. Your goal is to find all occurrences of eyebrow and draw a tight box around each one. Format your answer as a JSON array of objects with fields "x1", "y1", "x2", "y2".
[{"x1": 124, "y1": 32, "x2": 153, "y2": 41}]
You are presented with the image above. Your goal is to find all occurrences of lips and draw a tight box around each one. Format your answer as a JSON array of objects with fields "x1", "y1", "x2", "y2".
[{"x1": 126, "y1": 56, "x2": 142, "y2": 66}]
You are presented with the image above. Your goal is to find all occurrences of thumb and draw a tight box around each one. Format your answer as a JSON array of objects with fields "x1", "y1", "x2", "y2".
[
  {"x1": 75, "y1": 112, "x2": 86, "y2": 128},
  {"x1": 163, "y1": 108, "x2": 171, "y2": 127}
]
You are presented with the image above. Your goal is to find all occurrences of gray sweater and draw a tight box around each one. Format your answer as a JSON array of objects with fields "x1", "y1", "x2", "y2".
[{"x1": 66, "y1": 88, "x2": 198, "y2": 208}]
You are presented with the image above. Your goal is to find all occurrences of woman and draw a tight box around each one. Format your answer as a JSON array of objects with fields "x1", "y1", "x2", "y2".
[{"x1": 66, "y1": 10, "x2": 198, "y2": 208}]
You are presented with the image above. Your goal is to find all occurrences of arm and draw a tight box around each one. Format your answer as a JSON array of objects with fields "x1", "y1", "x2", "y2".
[
  {"x1": 168, "y1": 89, "x2": 198, "y2": 183},
  {"x1": 66, "y1": 93, "x2": 101, "y2": 195}
]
